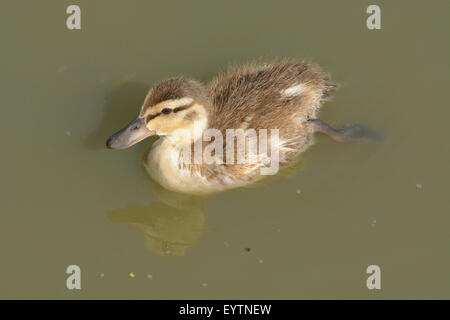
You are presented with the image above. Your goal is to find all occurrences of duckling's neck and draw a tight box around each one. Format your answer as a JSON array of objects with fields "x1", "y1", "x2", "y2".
[{"x1": 165, "y1": 103, "x2": 209, "y2": 144}]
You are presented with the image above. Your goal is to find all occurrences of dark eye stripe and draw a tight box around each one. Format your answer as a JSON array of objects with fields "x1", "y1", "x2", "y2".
[
  {"x1": 174, "y1": 102, "x2": 194, "y2": 113},
  {"x1": 146, "y1": 102, "x2": 194, "y2": 122},
  {"x1": 146, "y1": 112, "x2": 161, "y2": 121}
]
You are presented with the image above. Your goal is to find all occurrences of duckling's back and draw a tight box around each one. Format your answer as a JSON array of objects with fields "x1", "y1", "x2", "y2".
[{"x1": 208, "y1": 60, "x2": 336, "y2": 166}]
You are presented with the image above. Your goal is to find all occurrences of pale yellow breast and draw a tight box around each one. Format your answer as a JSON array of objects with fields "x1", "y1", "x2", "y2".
[{"x1": 144, "y1": 138, "x2": 229, "y2": 194}]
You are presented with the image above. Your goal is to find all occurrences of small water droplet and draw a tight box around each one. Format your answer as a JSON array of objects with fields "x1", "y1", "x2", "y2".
[
  {"x1": 201, "y1": 282, "x2": 208, "y2": 287},
  {"x1": 295, "y1": 189, "x2": 301, "y2": 194},
  {"x1": 147, "y1": 274, "x2": 152, "y2": 279},
  {"x1": 416, "y1": 183, "x2": 423, "y2": 189},
  {"x1": 65, "y1": 129, "x2": 71, "y2": 136},
  {"x1": 100, "y1": 273, "x2": 105, "y2": 278}
]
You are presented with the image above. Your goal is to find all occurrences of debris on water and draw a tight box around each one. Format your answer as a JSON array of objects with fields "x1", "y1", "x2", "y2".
[
  {"x1": 295, "y1": 188, "x2": 301, "y2": 194},
  {"x1": 371, "y1": 219, "x2": 377, "y2": 227},
  {"x1": 244, "y1": 247, "x2": 251, "y2": 252},
  {"x1": 129, "y1": 272, "x2": 135, "y2": 278},
  {"x1": 65, "y1": 129, "x2": 71, "y2": 136},
  {"x1": 100, "y1": 273, "x2": 105, "y2": 278},
  {"x1": 147, "y1": 274, "x2": 153, "y2": 279},
  {"x1": 201, "y1": 282, "x2": 208, "y2": 287},
  {"x1": 416, "y1": 183, "x2": 423, "y2": 189}
]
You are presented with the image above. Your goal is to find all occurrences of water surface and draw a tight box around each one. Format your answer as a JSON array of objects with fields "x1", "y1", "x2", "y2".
[{"x1": 1, "y1": 0, "x2": 449, "y2": 299}]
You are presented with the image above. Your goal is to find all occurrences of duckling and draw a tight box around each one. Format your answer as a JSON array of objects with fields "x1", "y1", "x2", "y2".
[{"x1": 107, "y1": 60, "x2": 370, "y2": 194}]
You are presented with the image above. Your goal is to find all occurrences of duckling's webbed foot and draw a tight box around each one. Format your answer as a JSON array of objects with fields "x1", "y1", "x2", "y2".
[{"x1": 309, "y1": 119, "x2": 379, "y2": 142}]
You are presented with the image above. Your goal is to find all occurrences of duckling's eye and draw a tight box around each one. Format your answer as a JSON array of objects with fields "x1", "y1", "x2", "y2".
[{"x1": 161, "y1": 108, "x2": 172, "y2": 115}]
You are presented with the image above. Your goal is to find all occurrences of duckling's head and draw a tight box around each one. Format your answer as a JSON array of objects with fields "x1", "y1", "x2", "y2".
[{"x1": 107, "y1": 78, "x2": 210, "y2": 149}]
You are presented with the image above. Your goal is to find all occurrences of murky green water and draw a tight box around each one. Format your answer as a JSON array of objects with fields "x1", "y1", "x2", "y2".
[{"x1": 1, "y1": 0, "x2": 449, "y2": 299}]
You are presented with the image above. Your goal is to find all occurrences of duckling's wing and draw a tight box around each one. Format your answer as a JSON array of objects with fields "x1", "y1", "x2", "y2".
[
  {"x1": 209, "y1": 60, "x2": 335, "y2": 132},
  {"x1": 208, "y1": 60, "x2": 335, "y2": 166}
]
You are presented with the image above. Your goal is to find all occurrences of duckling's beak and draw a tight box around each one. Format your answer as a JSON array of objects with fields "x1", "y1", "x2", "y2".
[{"x1": 106, "y1": 117, "x2": 155, "y2": 149}]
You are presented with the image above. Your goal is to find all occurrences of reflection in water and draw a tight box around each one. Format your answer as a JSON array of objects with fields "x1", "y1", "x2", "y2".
[{"x1": 108, "y1": 182, "x2": 208, "y2": 257}]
